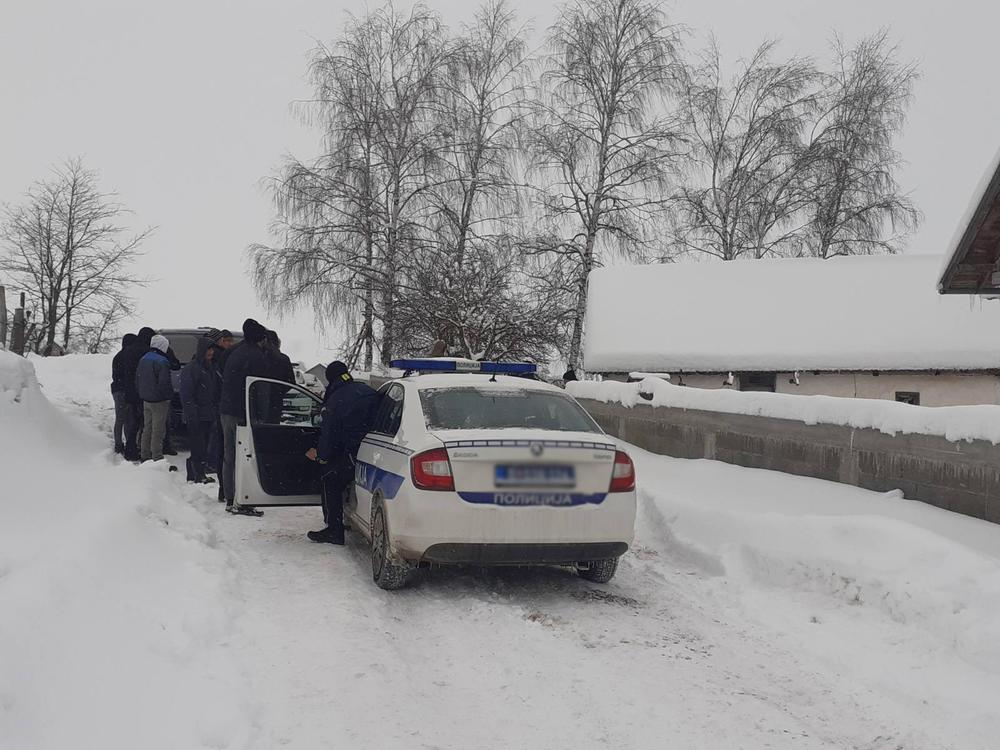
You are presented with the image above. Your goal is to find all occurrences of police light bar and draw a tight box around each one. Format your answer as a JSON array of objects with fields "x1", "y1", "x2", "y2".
[{"x1": 390, "y1": 358, "x2": 537, "y2": 375}]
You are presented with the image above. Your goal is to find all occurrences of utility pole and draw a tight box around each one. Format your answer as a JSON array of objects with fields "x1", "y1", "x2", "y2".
[
  {"x1": 0, "y1": 285, "x2": 7, "y2": 349},
  {"x1": 11, "y1": 292, "x2": 26, "y2": 356}
]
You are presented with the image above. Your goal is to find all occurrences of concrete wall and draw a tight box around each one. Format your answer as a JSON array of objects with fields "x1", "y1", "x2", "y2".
[
  {"x1": 608, "y1": 371, "x2": 1000, "y2": 407},
  {"x1": 579, "y1": 398, "x2": 1000, "y2": 524},
  {"x1": 774, "y1": 371, "x2": 1000, "y2": 407}
]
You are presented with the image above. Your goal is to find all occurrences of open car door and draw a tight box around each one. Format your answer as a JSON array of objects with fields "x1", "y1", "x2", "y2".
[{"x1": 235, "y1": 377, "x2": 324, "y2": 507}]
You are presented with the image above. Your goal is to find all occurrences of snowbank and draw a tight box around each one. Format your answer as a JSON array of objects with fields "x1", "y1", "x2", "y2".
[
  {"x1": 569, "y1": 376, "x2": 1000, "y2": 444},
  {"x1": 637, "y1": 451, "x2": 1000, "y2": 676},
  {"x1": 0, "y1": 351, "x2": 253, "y2": 750},
  {"x1": 583, "y1": 254, "x2": 1000, "y2": 373}
]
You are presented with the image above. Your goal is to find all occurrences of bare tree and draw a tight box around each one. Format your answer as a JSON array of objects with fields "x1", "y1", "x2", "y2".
[
  {"x1": 529, "y1": 0, "x2": 683, "y2": 370},
  {"x1": 395, "y1": 240, "x2": 561, "y2": 361},
  {"x1": 393, "y1": 0, "x2": 555, "y2": 359},
  {"x1": 250, "y1": 2, "x2": 451, "y2": 367},
  {"x1": 800, "y1": 30, "x2": 920, "y2": 258},
  {"x1": 672, "y1": 40, "x2": 818, "y2": 261},
  {"x1": 429, "y1": 0, "x2": 528, "y2": 266},
  {"x1": 0, "y1": 159, "x2": 150, "y2": 355}
]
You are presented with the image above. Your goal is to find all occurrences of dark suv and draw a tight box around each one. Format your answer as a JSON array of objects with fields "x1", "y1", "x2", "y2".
[{"x1": 157, "y1": 327, "x2": 243, "y2": 431}]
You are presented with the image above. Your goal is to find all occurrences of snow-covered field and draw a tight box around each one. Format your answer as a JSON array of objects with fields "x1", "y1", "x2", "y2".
[{"x1": 4, "y1": 352, "x2": 1000, "y2": 749}]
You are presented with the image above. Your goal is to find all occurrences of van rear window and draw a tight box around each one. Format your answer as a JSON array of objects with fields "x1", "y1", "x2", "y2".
[{"x1": 420, "y1": 388, "x2": 600, "y2": 433}]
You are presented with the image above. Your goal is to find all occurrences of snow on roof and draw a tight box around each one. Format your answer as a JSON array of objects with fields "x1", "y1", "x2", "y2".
[{"x1": 584, "y1": 254, "x2": 1000, "y2": 373}]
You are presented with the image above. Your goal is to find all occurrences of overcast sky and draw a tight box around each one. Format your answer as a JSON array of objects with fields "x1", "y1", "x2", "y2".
[{"x1": 1, "y1": 0, "x2": 998, "y2": 363}]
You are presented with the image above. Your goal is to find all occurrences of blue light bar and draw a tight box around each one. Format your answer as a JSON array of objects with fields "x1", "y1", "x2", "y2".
[{"x1": 390, "y1": 358, "x2": 538, "y2": 375}]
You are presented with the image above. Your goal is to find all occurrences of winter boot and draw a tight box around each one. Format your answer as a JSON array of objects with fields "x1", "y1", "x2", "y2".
[
  {"x1": 307, "y1": 527, "x2": 345, "y2": 545},
  {"x1": 196, "y1": 462, "x2": 215, "y2": 484},
  {"x1": 162, "y1": 436, "x2": 178, "y2": 457},
  {"x1": 186, "y1": 457, "x2": 197, "y2": 482}
]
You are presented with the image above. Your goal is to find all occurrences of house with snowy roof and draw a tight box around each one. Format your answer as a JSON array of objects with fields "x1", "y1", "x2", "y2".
[{"x1": 584, "y1": 254, "x2": 1000, "y2": 407}]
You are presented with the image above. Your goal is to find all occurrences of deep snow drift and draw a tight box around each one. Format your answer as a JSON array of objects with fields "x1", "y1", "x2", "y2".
[
  {"x1": 0, "y1": 351, "x2": 253, "y2": 749},
  {"x1": 6, "y1": 352, "x2": 1000, "y2": 749}
]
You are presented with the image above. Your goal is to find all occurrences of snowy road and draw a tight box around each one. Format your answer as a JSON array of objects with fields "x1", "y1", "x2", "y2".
[{"x1": 9, "y1": 353, "x2": 1000, "y2": 750}]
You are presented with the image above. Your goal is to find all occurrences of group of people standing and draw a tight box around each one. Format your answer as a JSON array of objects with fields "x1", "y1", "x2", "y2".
[
  {"x1": 109, "y1": 318, "x2": 381, "y2": 541},
  {"x1": 110, "y1": 319, "x2": 294, "y2": 515},
  {"x1": 110, "y1": 327, "x2": 181, "y2": 463}
]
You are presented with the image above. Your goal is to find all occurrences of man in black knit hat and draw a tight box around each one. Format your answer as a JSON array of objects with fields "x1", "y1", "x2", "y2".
[
  {"x1": 305, "y1": 361, "x2": 380, "y2": 544},
  {"x1": 219, "y1": 318, "x2": 270, "y2": 515}
]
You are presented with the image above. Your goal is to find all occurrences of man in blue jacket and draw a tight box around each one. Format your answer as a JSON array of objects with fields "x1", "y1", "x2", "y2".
[
  {"x1": 180, "y1": 336, "x2": 218, "y2": 483},
  {"x1": 305, "y1": 361, "x2": 381, "y2": 545},
  {"x1": 136, "y1": 334, "x2": 173, "y2": 462}
]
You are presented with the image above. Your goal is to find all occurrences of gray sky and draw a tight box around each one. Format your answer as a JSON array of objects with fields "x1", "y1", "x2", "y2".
[{"x1": 1, "y1": 0, "x2": 998, "y2": 363}]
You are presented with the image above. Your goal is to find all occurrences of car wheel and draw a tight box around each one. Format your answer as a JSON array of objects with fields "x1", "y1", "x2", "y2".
[
  {"x1": 370, "y1": 500, "x2": 410, "y2": 591},
  {"x1": 578, "y1": 557, "x2": 620, "y2": 583}
]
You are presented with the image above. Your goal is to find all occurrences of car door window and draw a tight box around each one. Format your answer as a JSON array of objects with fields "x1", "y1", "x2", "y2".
[
  {"x1": 248, "y1": 379, "x2": 322, "y2": 426},
  {"x1": 371, "y1": 384, "x2": 404, "y2": 437}
]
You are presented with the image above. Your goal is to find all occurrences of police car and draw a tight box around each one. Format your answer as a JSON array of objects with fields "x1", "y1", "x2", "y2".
[{"x1": 233, "y1": 359, "x2": 637, "y2": 590}]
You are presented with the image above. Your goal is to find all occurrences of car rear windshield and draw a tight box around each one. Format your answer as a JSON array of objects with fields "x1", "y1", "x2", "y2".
[{"x1": 420, "y1": 387, "x2": 601, "y2": 433}]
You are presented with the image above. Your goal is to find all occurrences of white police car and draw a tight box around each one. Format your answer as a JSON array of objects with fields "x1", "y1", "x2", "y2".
[{"x1": 234, "y1": 359, "x2": 637, "y2": 590}]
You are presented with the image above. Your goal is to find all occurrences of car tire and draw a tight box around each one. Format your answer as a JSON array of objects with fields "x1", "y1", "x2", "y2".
[
  {"x1": 578, "y1": 557, "x2": 620, "y2": 583},
  {"x1": 371, "y1": 500, "x2": 410, "y2": 591}
]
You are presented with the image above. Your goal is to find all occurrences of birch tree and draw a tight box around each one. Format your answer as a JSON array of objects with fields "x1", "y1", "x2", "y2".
[
  {"x1": 396, "y1": 0, "x2": 547, "y2": 358},
  {"x1": 800, "y1": 31, "x2": 920, "y2": 258},
  {"x1": 530, "y1": 0, "x2": 683, "y2": 370},
  {"x1": 672, "y1": 41, "x2": 818, "y2": 260},
  {"x1": 250, "y1": 3, "x2": 451, "y2": 367}
]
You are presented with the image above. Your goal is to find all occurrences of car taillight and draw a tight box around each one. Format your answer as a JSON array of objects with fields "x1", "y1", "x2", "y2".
[
  {"x1": 609, "y1": 450, "x2": 635, "y2": 492},
  {"x1": 410, "y1": 448, "x2": 455, "y2": 491}
]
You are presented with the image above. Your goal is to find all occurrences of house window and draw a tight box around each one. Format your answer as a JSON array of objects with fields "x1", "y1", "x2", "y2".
[
  {"x1": 895, "y1": 391, "x2": 920, "y2": 406},
  {"x1": 739, "y1": 372, "x2": 777, "y2": 393}
]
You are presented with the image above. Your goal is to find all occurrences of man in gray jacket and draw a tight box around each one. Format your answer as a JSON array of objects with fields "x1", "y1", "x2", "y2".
[{"x1": 136, "y1": 334, "x2": 173, "y2": 462}]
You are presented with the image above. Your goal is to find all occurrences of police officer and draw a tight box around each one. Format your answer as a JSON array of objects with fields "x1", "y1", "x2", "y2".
[{"x1": 305, "y1": 361, "x2": 380, "y2": 545}]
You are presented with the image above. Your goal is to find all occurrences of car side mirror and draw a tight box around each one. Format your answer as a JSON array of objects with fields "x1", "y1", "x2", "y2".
[{"x1": 312, "y1": 412, "x2": 323, "y2": 427}]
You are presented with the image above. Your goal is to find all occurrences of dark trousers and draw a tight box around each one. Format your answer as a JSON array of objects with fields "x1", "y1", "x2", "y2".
[
  {"x1": 321, "y1": 457, "x2": 354, "y2": 532},
  {"x1": 112, "y1": 391, "x2": 136, "y2": 451},
  {"x1": 221, "y1": 414, "x2": 240, "y2": 504},
  {"x1": 205, "y1": 417, "x2": 226, "y2": 498},
  {"x1": 124, "y1": 398, "x2": 142, "y2": 458},
  {"x1": 185, "y1": 420, "x2": 211, "y2": 481}
]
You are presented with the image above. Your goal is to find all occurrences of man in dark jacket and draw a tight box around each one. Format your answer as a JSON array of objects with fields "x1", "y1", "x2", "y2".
[
  {"x1": 205, "y1": 329, "x2": 235, "y2": 501},
  {"x1": 262, "y1": 329, "x2": 296, "y2": 423},
  {"x1": 305, "y1": 361, "x2": 380, "y2": 544},
  {"x1": 263, "y1": 330, "x2": 295, "y2": 383},
  {"x1": 211, "y1": 328, "x2": 237, "y2": 375},
  {"x1": 220, "y1": 319, "x2": 270, "y2": 513},
  {"x1": 110, "y1": 333, "x2": 137, "y2": 454},
  {"x1": 136, "y1": 334, "x2": 173, "y2": 462},
  {"x1": 121, "y1": 326, "x2": 156, "y2": 460},
  {"x1": 180, "y1": 336, "x2": 218, "y2": 483}
]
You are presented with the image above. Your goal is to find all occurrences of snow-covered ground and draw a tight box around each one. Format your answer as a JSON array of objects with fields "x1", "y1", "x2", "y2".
[{"x1": 5, "y1": 352, "x2": 1000, "y2": 749}]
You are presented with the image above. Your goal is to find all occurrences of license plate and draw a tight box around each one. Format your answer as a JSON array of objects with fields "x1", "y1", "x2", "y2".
[{"x1": 495, "y1": 465, "x2": 575, "y2": 487}]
